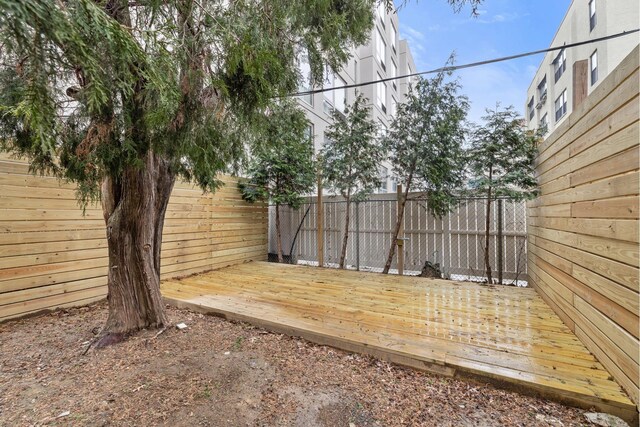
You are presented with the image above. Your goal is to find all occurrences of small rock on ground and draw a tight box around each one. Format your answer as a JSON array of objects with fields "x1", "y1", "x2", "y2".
[{"x1": 584, "y1": 412, "x2": 629, "y2": 427}]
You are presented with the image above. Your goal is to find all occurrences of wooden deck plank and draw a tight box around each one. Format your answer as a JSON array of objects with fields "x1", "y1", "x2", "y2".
[
  {"x1": 161, "y1": 261, "x2": 636, "y2": 419},
  {"x1": 173, "y1": 274, "x2": 594, "y2": 352}
]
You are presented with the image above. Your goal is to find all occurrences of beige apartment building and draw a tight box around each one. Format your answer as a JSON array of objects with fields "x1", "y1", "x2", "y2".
[
  {"x1": 297, "y1": 4, "x2": 417, "y2": 193},
  {"x1": 525, "y1": 0, "x2": 639, "y2": 135}
]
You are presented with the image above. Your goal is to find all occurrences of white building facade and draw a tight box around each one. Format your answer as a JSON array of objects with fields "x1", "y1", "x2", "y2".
[
  {"x1": 525, "y1": 0, "x2": 639, "y2": 135},
  {"x1": 296, "y1": 5, "x2": 417, "y2": 193}
]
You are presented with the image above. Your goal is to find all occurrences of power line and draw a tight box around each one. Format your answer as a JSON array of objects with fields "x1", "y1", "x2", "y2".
[{"x1": 287, "y1": 29, "x2": 639, "y2": 97}]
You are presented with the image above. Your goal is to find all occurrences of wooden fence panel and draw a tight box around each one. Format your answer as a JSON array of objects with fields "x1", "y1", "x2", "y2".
[
  {"x1": 0, "y1": 156, "x2": 267, "y2": 322},
  {"x1": 527, "y1": 46, "x2": 639, "y2": 408}
]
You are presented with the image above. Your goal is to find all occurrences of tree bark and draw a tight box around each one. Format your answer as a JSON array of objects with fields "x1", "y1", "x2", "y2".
[
  {"x1": 97, "y1": 151, "x2": 175, "y2": 346},
  {"x1": 275, "y1": 203, "x2": 284, "y2": 263},
  {"x1": 484, "y1": 167, "x2": 493, "y2": 284},
  {"x1": 339, "y1": 197, "x2": 351, "y2": 269},
  {"x1": 382, "y1": 173, "x2": 412, "y2": 274}
]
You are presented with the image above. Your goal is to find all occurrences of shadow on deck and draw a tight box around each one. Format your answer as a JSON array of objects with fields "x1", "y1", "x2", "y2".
[{"x1": 161, "y1": 261, "x2": 636, "y2": 421}]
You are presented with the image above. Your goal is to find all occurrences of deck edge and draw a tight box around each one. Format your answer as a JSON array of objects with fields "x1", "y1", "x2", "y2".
[{"x1": 163, "y1": 295, "x2": 638, "y2": 425}]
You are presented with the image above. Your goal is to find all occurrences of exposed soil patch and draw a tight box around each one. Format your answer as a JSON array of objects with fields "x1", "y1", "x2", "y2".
[{"x1": 0, "y1": 302, "x2": 589, "y2": 426}]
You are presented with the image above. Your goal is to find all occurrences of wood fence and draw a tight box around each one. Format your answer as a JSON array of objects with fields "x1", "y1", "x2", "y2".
[
  {"x1": 0, "y1": 155, "x2": 267, "y2": 322},
  {"x1": 527, "y1": 46, "x2": 639, "y2": 408},
  {"x1": 272, "y1": 194, "x2": 528, "y2": 283}
]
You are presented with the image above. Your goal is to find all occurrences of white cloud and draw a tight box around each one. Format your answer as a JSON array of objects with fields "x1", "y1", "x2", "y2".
[
  {"x1": 474, "y1": 11, "x2": 529, "y2": 24},
  {"x1": 457, "y1": 63, "x2": 530, "y2": 124},
  {"x1": 403, "y1": 26, "x2": 426, "y2": 41},
  {"x1": 400, "y1": 25, "x2": 428, "y2": 69}
]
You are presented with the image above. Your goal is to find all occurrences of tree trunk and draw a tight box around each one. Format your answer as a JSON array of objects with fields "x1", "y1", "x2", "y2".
[
  {"x1": 382, "y1": 179, "x2": 411, "y2": 274},
  {"x1": 484, "y1": 170, "x2": 493, "y2": 284},
  {"x1": 339, "y1": 197, "x2": 351, "y2": 269},
  {"x1": 97, "y1": 151, "x2": 175, "y2": 346},
  {"x1": 275, "y1": 203, "x2": 284, "y2": 263}
]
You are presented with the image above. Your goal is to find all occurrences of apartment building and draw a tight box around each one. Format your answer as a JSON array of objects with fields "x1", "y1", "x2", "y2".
[
  {"x1": 525, "y1": 0, "x2": 638, "y2": 136},
  {"x1": 296, "y1": 4, "x2": 417, "y2": 193}
]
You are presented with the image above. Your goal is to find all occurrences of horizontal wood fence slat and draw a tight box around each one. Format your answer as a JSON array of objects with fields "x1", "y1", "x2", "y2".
[
  {"x1": 0, "y1": 155, "x2": 267, "y2": 322},
  {"x1": 527, "y1": 46, "x2": 640, "y2": 409}
]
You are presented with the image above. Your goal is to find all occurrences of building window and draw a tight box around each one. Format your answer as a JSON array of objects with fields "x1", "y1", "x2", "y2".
[
  {"x1": 390, "y1": 23, "x2": 397, "y2": 53},
  {"x1": 539, "y1": 113, "x2": 548, "y2": 134},
  {"x1": 298, "y1": 50, "x2": 312, "y2": 105},
  {"x1": 323, "y1": 132, "x2": 333, "y2": 148},
  {"x1": 378, "y1": 166, "x2": 388, "y2": 193},
  {"x1": 390, "y1": 176, "x2": 398, "y2": 192},
  {"x1": 555, "y1": 89, "x2": 567, "y2": 122},
  {"x1": 527, "y1": 96, "x2": 535, "y2": 121},
  {"x1": 553, "y1": 49, "x2": 566, "y2": 83},
  {"x1": 537, "y1": 76, "x2": 547, "y2": 102},
  {"x1": 323, "y1": 71, "x2": 335, "y2": 114},
  {"x1": 353, "y1": 59, "x2": 358, "y2": 84},
  {"x1": 376, "y1": 2, "x2": 385, "y2": 27},
  {"x1": 390, "y1": 59, "x2": 397, "y2": 90},
  {"x1": 589, "y1": 0, "x2": 597, "y2": 31},
  {"x1": 376, "y1": 72, "x2": 386, "y2": 113},
  {"x1": 305, "y1": 124, "x2": 314, "y2": 147},
  {"x1": 334, "y1": 75, "x2": 346, "y2": 113},
  {"x1": 390, "y1": 96, "x2": 397, "y2": 117},
  {"x1": 376, "y1": 28, "x2": 386, "y2": 70},
  {"x1": 590, "y1": 50, "x2": 598, "y2": 86},
  {"x1": 377, "y1": 118, "x2": 387, "y2": 139}
]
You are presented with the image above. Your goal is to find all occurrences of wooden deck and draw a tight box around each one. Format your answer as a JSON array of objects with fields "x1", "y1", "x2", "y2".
[{"x1": 162, "y1": 261, "x2": 636, "y2": 419}]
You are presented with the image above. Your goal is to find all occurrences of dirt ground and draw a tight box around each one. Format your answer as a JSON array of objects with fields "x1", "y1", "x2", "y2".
[{"x1": 0, "y1": 302, "x2": 591, "y2": 426}]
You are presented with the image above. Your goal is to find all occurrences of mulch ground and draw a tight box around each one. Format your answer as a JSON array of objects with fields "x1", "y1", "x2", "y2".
[{"x1": 0, "y1": 302, "x2": 592, "y2": 426}]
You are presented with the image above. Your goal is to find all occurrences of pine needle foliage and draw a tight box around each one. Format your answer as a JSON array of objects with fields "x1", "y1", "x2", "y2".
[
  {"x1": 239, "y1": 100, "x2": 316, "y2": 210},
  {"x1": 0, "y1": 0, "x2": 377, "y2": 205},
  {"x1": 466, "y1": 105, "x2": 539, "y2": 202},
  {"x1": 321, "y1": 93, "x2": 383, "y2": 202},
  {"x1": 385, "y1": 70, "x2": 469, "y2": 216}
]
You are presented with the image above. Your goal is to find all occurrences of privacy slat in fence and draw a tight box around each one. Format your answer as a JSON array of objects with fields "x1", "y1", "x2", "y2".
[
  {"x1": 271, "y1": 195, "x2": 528, "y2": 283},
  {"x1": 527, "y1": 46, "x2": 639, "y2": 409},
  {"x1": 0, "y1": 155, "x2": 267, "y2": 322}
]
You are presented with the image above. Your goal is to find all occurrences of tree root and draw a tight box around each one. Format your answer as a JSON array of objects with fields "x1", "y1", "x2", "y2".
[
  {"x1": 146, "y1": 326, "x2": 168, "y2": 342},
  {"x1": 82, "y1": 332, "x2": 127, "y2": 354},
  {"x1": 95, "y1": 332, "x2": 127, "y2": 348}
]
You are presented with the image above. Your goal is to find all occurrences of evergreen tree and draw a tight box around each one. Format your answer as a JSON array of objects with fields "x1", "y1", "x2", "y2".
[
  {"x1": 240, "y1": 100, "x2": 315, "y2": 263},
  {"x1": 321, "y1": 94, "x2": 383, "y2": 269},
  {"x1": 0, "y1": 0, "x2": 377, "y2": 345},
  {"x1": 466, "y1": 105, "x2": 538, "y2": 284},
  {"x1": 0, "y1": 0, "x2": 484, "y2": 343},
  {"x1": 382, "y1": 70, "x2": 468, "y2": 274}
]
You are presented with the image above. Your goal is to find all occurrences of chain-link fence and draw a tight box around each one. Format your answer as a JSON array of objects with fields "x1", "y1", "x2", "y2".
[{"x1": 268, "y1": 194, "x2": 528, "y2": 285}]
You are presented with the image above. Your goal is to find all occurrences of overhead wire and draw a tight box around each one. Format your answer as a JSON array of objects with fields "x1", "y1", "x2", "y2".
[{"x1": 285, "y1": 29, "x2": 640, "y2": 98}]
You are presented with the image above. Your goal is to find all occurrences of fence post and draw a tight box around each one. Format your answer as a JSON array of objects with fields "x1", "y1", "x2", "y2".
[
  {"x1": 397, "y1": 184, "x2": 404, "y2": 275},
  {"x1": 355, "y1": 201, "x2": 360, "y2": 271},
  {"x1": 497, "y1": 198, "x2": 503, "y2": 285},
  {"x1": 317, "y1": 174, "x2": 324, "y2": 267},
  {"x1": 442, "y1": 208, "x2": 451, "y2": 279}
]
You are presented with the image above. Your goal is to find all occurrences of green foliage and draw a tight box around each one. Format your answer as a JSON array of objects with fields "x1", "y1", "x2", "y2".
[
  {"x1": 0, "y1": 0, "x2": 376, "y2": 206},
  {"x1": 320, "y1": 94, "x2": 383, "y2": 201},
  {"x1": 0, "y1": 0, "x2": 484, "y2": 208},
  {"x1": 466, "y1": 106, "x2": 539, "y2": 201},
  {"x1": 384, "y1": 70, "x2": 469, "y2": 217},
  {"x1": 239, "y1": 100, "x2": 316, "y2": 209}
]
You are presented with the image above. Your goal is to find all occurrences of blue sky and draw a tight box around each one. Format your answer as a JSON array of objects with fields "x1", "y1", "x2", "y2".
[{"x1": 396, "y1": 0, "x2": 571, "y2": 123}]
